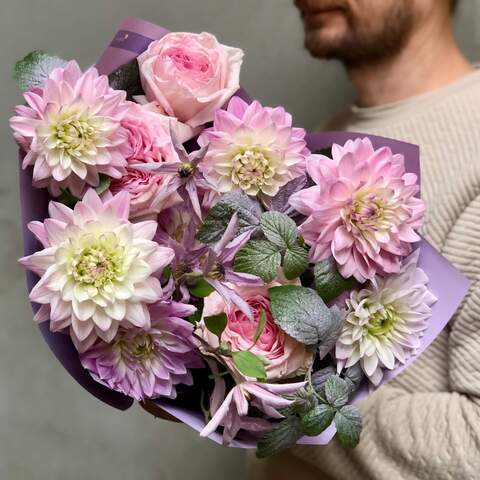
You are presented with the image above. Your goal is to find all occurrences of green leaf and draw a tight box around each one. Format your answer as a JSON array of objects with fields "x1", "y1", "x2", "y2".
[
  {"x1": 187, "y1": 308, "x2": 202, "y2": 325},
  {"x1": 343, "y1": 364, "x2": 364, "y2": 395},
  {"x1": 334, "y1": 405, "x2": 362, "y2": 448},
  {"x1": 314, "y1": 257, "x2": 359, "y2": 303},
  {"x1": 196, "y1": 191, "x2": 262, "y2": 245},
  {"x1": 108, "y1": 58, "x2": 144, "y2": 100},
  {"x1": 256, "y1": 416, "x2": 303, "y2": 458},
  {"x1": 268, "y1": 285, "x2": 342, "y2": 346},
  {"x1": 95, "y1": 174, "x2": 111, "y2": 195},
  {"x1": 234, "y1": 240, "x2": 281, "y2": 283},
  {"x1": 232, "y1": 351, "x2": 267, "y2": 380},
  {"x1": 261, "y1": 211, "x2": 298, "y2": 248},
  {"x1": 317, "y1": 306, "x2": 344, "y2": 360},
  {"x1": 286, "y1": 388, "x2": 318, "y2": 417},
  {"x1": 204, "y1": 313, "x2": 228, "y2": 338},
  {"x1": 301, "y1": 404, "x2": 336, "y2": 436},
  {"x1": 14, "y1": 50, "x2": 68, "y2": 92},
  {"x1": 252, "y1": 310, "x2": 267, "y2": 346},
  {"x1": 189, "y1": 278, "x2": 215, "y2": 298},
  {"x1": 58, "y1": 188, "x2": 80, "y2": 208},
  {"x1": 325, "y1": 376, "x2": 350, "y2": 408},
  {"x1": 283, "y1": 244, "x2": 309, "y2": 280},
  {"x1": 311, "y1": 367, "x2": 336, "y2": 395}
]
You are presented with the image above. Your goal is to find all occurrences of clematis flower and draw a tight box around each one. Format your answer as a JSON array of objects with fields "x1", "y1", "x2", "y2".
[
  {"x1": 19, "y1": 189, "x2": 174, "y2": 352},
  {"x1": 80, "y1": 300, "x2": 203, "y2": 400},
  {"x1": 335, "y1": 251, "x2": 437, "y2": 385},
  {"x1": 290, "y1": 137, "x2": 425, "y2": 282},
  {"x1": 197, "y1": 97, "x2": 308, "y2": 197},
  {"x1": 200, "y1": 380, "x2": 305, "y2": 445},
  {"x1": 132, "y1": 127, "x2": 212, "y2": 219},
  {"x1": 109, "y1": 102, "x2": 182, "y2": 219},
  {"x1": 10, "y1": 61, "x2": 130, "y2": 197}
]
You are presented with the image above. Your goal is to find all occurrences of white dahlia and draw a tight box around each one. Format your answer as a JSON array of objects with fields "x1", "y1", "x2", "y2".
[
  {"x1": 335, "y1": 251, "x2": 437, "y2": 385},
  {"x1": 19, "y1": 189, "x2": 174, "y2": 352}
]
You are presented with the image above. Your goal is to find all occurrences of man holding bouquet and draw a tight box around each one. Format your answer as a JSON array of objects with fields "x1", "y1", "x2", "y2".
[{"x1": 251, "y1": 0, "x2": 480, "y2": 478}]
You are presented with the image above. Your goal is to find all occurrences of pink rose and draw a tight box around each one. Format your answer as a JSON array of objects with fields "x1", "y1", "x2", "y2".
[
  {"x1": 137, "y1": 32, "x2": 244, "y2": 128},
  {"x1": 109, "y1": 103, "x2": 181, "y2": 218},
  {"x1": 198, "y1": 285, "x2": 313, "y2": 381}
]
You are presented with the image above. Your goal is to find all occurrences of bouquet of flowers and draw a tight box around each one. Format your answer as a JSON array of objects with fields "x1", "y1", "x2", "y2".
[{"x1": 12, "y1": 18, "x2": 469, "y2": 457}]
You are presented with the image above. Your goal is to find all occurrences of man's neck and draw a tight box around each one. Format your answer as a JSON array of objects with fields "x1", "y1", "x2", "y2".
[{"x1": 347, "y1": 17, "x2": 474, "y2": 108}]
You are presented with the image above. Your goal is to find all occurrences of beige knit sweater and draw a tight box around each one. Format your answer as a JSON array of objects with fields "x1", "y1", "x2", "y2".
[{"x1": 249, "y1": 68, "x2": 480, "y2": 480}]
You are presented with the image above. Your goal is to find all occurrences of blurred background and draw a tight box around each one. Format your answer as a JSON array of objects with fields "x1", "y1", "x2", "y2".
[{"x1": 0, "y1": 0, "x2": 478, "y2": 478}]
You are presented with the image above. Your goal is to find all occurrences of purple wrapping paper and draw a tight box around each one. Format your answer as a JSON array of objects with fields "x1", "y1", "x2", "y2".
[{"x1": 18, "y1": 17, "x2": 470, "y2": 448}]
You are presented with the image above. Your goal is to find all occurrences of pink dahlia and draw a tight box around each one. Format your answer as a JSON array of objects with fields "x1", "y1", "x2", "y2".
[
  {"x1": 80, "y1": 300, "x2": 202, "y2": 400},
  {"x1": 19, "y1": 189, "x2": 174, "y2": 352},
  {"x1": 109, "y1": 102, "x2": 182, "y2": 219},
  {"x1": 10, "y1": 61, "x2": 129, "y2": 197},
  {"x1": 290, "y1": 138, "x2": 425, "y2": 282},
  {"x1": 198, "y1": 97, "x2": 308, "y2": 196}
]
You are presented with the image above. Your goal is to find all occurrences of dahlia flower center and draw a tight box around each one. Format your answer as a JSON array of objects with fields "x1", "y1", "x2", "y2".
[
  {"x1": 72, "y1": 243, "x2": 122, "y2": 288},
  {"x1": 50, "y1": 113, "x2": 97, "y2": 158},
  {"x1": 343, "y1": 190, "x2": 392, "y2": 232},
  {"x1": 231, "y1": 147, "x2": 275, "y2": 191},
  {"x1": 365, "y1": 304, "x2": 397, "y2": 337},
  {"x1": 120, "y1": 333, "x2": 156, "y2": 362}
]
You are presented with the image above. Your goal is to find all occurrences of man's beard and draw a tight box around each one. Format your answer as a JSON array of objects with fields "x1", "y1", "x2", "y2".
[{"x1": 304, "y1": 1, "x2": 415, "y2": 67}]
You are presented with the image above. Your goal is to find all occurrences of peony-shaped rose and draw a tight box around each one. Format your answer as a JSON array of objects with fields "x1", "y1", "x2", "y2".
[
  {"x1": 109, "y1": 102, "x2": 182, "y2": 218},
  {"x1": 198, "y1": 97, "x2": 309, "y2": 196},
  {"x1": 290, "y1": 138, "x2": 425, "y2": 282},
  {"x1": 137, "y1": 32, "x2": 243, "y2": 128},
  {"x1": 197, "y1": 285, "x2": 312, "y2": 380}
]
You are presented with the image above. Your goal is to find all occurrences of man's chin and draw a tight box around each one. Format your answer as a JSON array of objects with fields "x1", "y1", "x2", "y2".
[{"x1": 304, "y1": 30, "x2": 348, "y2": 59}]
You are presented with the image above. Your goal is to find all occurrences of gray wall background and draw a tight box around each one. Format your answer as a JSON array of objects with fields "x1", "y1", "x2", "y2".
[{"x1": 0, "y1": 1, "x2": 478, "y2": 479}]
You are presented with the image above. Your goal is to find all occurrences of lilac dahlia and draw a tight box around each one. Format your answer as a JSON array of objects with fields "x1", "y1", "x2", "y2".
[
  {"x1": 80, "y1": 300, "x2": 202, "y2": 400},
  {"x1": 10, "y1": 61, "x2": 130, "y2": 197},
  {"x1": 290, "y1": 138, "x2": 425, "y2": 282}
]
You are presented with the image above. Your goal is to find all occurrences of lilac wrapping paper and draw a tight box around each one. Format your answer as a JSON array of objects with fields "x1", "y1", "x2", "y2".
[{"x1": 18, "y1": 17, "x2": 470, "y2": 448}]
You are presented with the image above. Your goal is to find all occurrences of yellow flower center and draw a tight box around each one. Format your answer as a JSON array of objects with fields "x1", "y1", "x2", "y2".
[
  {"x1": 119, "y1": 333, "x2": 156, "y2": 362},
  {"x1": 366, "y1": 304, "x2": 397, "y2": 337},
  {"x1": 49, "y1": 111, "x2": 98, "y2": 158},
  {"x1": 231, "y1": 147, "x2": 275, "y2": 192},
  {"x1": 72, "y1": 243, "x2": 122, "y2": 288}
]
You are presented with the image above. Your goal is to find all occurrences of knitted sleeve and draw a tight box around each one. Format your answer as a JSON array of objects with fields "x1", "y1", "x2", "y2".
[{"x1": 248, "y1": 168, "x2": 480, "y2": 480}]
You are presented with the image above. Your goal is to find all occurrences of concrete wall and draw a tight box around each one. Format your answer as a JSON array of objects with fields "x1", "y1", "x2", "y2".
[{"x1": 0, "y1": 0, "x2": 478, "y2": 478}]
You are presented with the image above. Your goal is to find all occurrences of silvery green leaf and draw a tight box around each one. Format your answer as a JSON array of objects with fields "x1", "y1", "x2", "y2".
[
  {"x1": 317, "y1": 306, "x2": 344, "y2": 360},
  {"x1": 283, "y1": 243, "x2": 309, "y2": 280},
  {"x1": 14, "y1": 51, "x2": 68, "y2": 92},
  {"x1": 108, "y1": 58, "x2": 144, "y2": 100},
  {"x1": 343, "y1": 364, "x2": 364, "y2": 395},
  {"x1": 311, "y1": 366, "x2": 336, "y2": 395},
  {"x1": 256, "y1": 416, "x2": 303, "y2": 458},
  {"x1": 234, "y1": 240, "x2": 281, "y2": 283},
  {"x1": 268, "y1": 285, "x2": 341, "y2": 346},
  {"x1": 261, "y1": 211, "x2": 298, "y2": 248},
  {"x1": 334, "y1": 405, "x2": 362, "y2": 448},
  {"x1": 269, "y1": 175, "x2": 310, "y2": 216},
  {"x1": 196, "y1": 190, "x2": 262, "y2": 244},
  {"x1": 301, "y1": 404, "x2": 336, "y2": 437},
  {"x1": 314, "y1": 257, "x2": 359, "y2": 303},
  {"x1": 325, "y1": 376, "x2": 350, "y2": 409}
]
